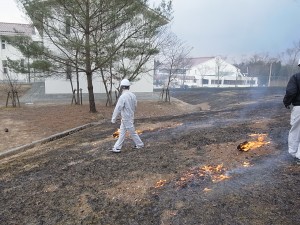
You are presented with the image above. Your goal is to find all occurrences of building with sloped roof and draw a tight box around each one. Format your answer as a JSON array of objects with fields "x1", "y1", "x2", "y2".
[
  {"x1": 0, "y1": 22, "x2": 39, "y2": 81},
  {"x1": 154, "y1": 56, "x2": 258, "y2": 88}
]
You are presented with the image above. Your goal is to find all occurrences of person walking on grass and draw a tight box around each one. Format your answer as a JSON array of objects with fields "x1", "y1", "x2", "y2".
[
  {"x1": 283, "y1": 59, "x2": 300, "y2": 165},
  {"x1": 110, "y1": 79, "x2": 144, "y2": 153}
]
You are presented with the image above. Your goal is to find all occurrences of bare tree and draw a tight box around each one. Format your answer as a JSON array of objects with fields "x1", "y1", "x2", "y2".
[
  {"x1": 2, "y1": 71, "x2": 21, "y2": 107},
  {"x1": 215, "y1": 56, "x2": 228, "y2": 87},
  {"x1": 156, "y1": 32, "x2": 192, "y2": 102},
  {"x1": 197, "y1": 65, "x2": 210, "y2": 87},
  {"x1": 282, "y1": 42, "x2": 300, "y2": 77}
]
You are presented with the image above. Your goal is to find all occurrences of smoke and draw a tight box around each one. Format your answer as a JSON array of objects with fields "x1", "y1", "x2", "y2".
[
  {"x1": 235, "y1": 87, "x2": 284, "y2": 120},
  {"x1": 225, "y1": 152, "x2": 292, "y2": 186}
]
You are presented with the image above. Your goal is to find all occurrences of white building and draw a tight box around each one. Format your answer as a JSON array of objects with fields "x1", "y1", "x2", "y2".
[
  {"x1": 154, "y1": 56, "x2": 258, "y2": 88},
  {"x1": 0, "y1": 22, "x2": 38, "y2": 82}
]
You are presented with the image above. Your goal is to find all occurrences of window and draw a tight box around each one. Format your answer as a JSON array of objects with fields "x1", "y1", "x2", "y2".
[
  {"x1": 202, "y1": 79, "x2": 209, "y2": 84},
  {"x1": 224, "y1": 80, "x2": 235, "y2": 85},
  {"x1": 2, "y1": 60, "x2": 8, "y2": 73},
  {"x1": 1, "y1": 40, "x2": 5, "y2": 49},
  {"x1": 249, "y1": 80, "x2": 256, "y2": 85},
  {"x1": 211, "y1": 80, "x2": 221, "y2": 85}
]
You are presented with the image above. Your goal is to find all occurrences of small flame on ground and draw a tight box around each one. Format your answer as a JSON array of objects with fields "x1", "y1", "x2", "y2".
[
  {"x1": 237, "y1": 134, "x2": 270, "y2": 152},
  {"x1": 243, "y1": 161, "x2": 251, "y2": 167},
  {"x1": 112, "y1": 123, "x2": 183, "y2": 138},
  {"x1": 212, "y1": 174, "x2": 230, "y2": 183},
  {"x1": 176, "y1": 164, "x2": 230, "y2": 188},
  {"x1": 155, "y1": 179, "x2": 167, "y2": 188},
  {"x1": 113, "y1": 129, "x2": 143, "y2": 138}
]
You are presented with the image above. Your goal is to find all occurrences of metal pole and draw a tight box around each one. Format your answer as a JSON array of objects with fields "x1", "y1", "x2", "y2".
[{"x1": 268, "y1": 62, "x2": 273, "y2": 87}]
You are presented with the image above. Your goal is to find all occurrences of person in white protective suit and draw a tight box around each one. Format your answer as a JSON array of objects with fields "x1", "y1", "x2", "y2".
[
  {"x1": 283, "y1": 59, "x2": 300, "y2": 165},
  {"x1": 110, "y1": 79, "x2": 144, "y2": 153}
]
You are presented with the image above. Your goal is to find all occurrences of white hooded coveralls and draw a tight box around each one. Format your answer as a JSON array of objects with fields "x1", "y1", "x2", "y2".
[
  {"x1": 111, "y1": 90, "x2": 144, "y2": 150},
  {"x1": 288, "y1": 106, "x2": 300, "y2": 159}
]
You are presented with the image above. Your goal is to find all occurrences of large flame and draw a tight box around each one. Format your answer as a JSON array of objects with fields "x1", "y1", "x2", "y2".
[{"x1": 237, "y1": 134, "x2": 270, "y2": 152}]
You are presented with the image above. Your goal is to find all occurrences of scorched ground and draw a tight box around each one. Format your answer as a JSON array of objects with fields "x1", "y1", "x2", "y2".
[{"x1": 0, "y1": 87, "x2": 299, "y2": 225}]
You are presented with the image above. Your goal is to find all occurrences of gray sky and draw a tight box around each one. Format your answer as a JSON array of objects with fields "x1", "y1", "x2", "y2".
[
  {"x1": 0, "y1": 0, "x2": 29, "y2": 24},
  {"x1": 1, "y1": 0, "x2": 300, "y2": 62},
  {"x1": 158, "y1": 0, "x2": 300, "y2": 61}
]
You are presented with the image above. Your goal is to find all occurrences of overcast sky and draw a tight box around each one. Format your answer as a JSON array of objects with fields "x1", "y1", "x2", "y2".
[
  {"x1": 1, "y1": 0, "x2": 300, "y2": 62},
  {"x1": 153, "y1": 0, "x2": 300, "y2": 62}
]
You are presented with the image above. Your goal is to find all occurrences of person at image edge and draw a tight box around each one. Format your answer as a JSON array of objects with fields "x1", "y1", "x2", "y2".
[{"x1": 283, "y1": 59, "x2": 300, "y2": 165}]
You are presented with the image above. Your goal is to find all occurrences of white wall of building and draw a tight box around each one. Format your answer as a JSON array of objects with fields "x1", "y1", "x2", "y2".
[
  {"x1": 0, "y1": 37, "x2": 27, "y2": 81},
  {"x1": 186, "y1": 57, "x2": 258, "y2": 87},
  {"x1": 45, "y1": 71, "x2": 153, "y2": 94},
  {"x1": 0, "y1": 23, "x2": 42, "y2": 82}
]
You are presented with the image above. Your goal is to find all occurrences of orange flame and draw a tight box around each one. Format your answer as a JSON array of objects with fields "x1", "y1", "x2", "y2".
[
  {"x1": 212, "y1": 174, "x2": 230, "y2": 183},
  {"x1": 113, "y1": 129, "x2": 120, "y2": 138},
  {"x1": 155, "y1": 179, "x2": 167, "y2": 188},
  {"x1": 113, "y1": 129, "x2": 143, "y2": 138},
  {"x1": 176, "y1": 164, "x2": 230, "y2": 188},
  {"x1": 237, "y1": 134, "x2": 270, "y2": 152}
]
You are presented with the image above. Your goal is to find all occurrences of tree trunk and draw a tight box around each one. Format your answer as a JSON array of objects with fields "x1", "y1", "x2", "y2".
[
  {"x1": 85, "y1": 1, "x2": 96, "y2": 113},
  {"x1": 76, "y1": 67, "x2": 80, "y2": 104},
  {"x1": 165, "y1": 87, "x2": 170, "y2": 102},
  {"x1": 87, "y1": 72, "x2": 97, "y2": 112},
  {"x1": 27, "y1": 57, "x2": 31, "y2": 83},
  {"x1": 101, "y1": 68, "x2": 112, "y2": 107}
]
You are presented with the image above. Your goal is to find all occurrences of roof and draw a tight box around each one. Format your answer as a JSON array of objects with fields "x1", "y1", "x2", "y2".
[
  {"x1": 188, "y1": 57, "x2": 215, "y2": 67},
  {"x1": 0, "y1": 22, "x2": 34, "y2": 36}
]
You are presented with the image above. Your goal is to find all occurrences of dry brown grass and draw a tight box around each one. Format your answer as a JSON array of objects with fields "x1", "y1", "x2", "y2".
[{"x1": 0, "y1": 97, "x2": 202, "y2": 152}]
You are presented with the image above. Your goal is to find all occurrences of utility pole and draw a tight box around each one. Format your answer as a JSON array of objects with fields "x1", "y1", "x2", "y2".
[{"x1": 268, "y1": 62, "x2": 273, "y2": 87}]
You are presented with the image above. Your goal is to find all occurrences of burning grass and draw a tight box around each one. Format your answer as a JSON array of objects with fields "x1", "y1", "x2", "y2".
[
  {"x1": 175, "y1": 164, "x2": 230, "y2": 189},
  {"x1": 112, "y1": 122, "x2": 183, "y2": 138},
  {"x1": 112, "y1": 129, "x2": 143, "y2": 138},
  {"x1": 237, "y1": 134, "x2": 270, "y2": 152},
  {"x1": 155, "y1": 179, "x2": 167, "y2": 188},
  {"x1": 1, "y1": 88, "x2": 298, "y2": 225}
]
